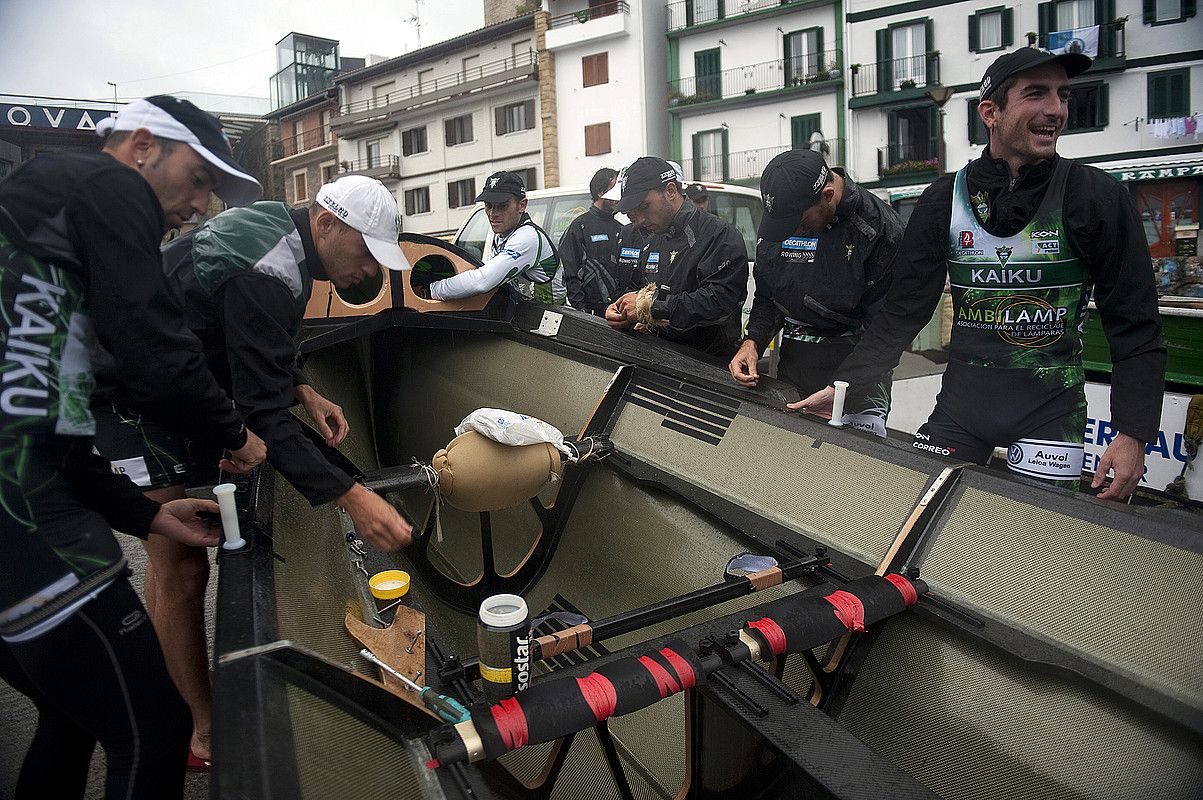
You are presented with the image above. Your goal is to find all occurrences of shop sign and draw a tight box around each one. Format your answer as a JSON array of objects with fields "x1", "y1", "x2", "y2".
[
  {"x1": 1, "y1": 103, "x2": 115, "y2": 132},
  {"x1": 1110, "y1": 164, "x2": 1203, "y2": 182}
]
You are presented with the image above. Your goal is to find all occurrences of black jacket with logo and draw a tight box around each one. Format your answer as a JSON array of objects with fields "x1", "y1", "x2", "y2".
[
  {"x1": 642, "y1": 205, "x2": 750, "y2": 359},
  {"x1": 837, "y1": 150, "x2": 1165, "y2": 443},
  {"x1": 745, "y1": 173, "x2": 902, "y2": 352},
  {"x1": 560, "y1": 205, "x2": 623, "y2": 315}
]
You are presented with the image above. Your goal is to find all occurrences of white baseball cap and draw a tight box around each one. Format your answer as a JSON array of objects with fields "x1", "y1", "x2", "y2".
[
  {"x1": 97, "y1": 96, "x2": 263, "y2": 206},
  {"x1": 601, "y1": 158, "x2": 686, "y2": 201},
  {"x1": 315, "y1": 176, "x2": 411, "y2": 271}
]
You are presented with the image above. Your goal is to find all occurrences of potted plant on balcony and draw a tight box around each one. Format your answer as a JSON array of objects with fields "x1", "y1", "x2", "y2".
[
  {"x1": 881, "y1": 157, "x2": 940, "y2": 176},
  {"x1": 900, "y1": 78, "x2": 917, "y2": 90}
]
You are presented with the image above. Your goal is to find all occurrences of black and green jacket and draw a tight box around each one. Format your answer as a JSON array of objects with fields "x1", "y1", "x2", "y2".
[
  {"x1": 0, "y1": 151, "x2": 246, "y2": 623},
  {"x1": 99, "y1": 202, "x2": 356, "y2": 505}
]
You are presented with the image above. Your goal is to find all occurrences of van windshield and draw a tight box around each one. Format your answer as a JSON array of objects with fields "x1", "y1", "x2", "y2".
[{"x1": 709, "y1": 193, "x2": 762, "y2": 261}]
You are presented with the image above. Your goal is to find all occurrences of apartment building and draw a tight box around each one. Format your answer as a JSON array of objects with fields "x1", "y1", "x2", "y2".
[
  {"x1": 665, "y1": 0, "x2": 848, "y2": 186},
  {"x1": 331, "y1": 13, "x2": 545, "y2": 236},
  {"x1": 844, "y1": 0, "x2": 1200, "y2": 244},
  {"x1": 265, "y1": 33, "x2": 367, "y2": 206},
  {"x1": 544, "y1": 0, "x2": 668, "y2": 184}
]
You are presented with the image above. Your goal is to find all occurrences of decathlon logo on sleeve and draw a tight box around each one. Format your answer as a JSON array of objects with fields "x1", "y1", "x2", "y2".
[
  {"x1": 620, "y1": 247, "x2": 640, "y2": 259},
  {"x1": 590, "y1": 234, "x2": 610, "y2": 242},
  {"x1": 781, "y1": 237, "x2": 818, "y2": 251}
]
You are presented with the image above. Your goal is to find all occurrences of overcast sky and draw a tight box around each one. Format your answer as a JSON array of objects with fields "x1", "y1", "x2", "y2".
[{"x1": 0, "y1": 0, "x2": 485, "y2": 108}]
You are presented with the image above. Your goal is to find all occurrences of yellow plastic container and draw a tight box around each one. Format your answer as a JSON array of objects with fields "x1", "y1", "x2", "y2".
[{"x1": 368, "y1": 570, "x2": 411, "y2": 600}]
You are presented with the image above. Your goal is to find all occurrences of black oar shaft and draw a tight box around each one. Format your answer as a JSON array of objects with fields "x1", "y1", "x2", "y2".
[{"x1": 534, "y1": 554, "x2": 824, "y2": 661}]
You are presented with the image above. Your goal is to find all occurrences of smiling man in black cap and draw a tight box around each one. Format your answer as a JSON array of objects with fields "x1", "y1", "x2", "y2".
[
  {"x1": 605, "y1": 156, "x2": 748, "y2": 360},
  {"x1": 794, "y1": 48, "x2": 1165, "y2": 500},
  {"x1": 729, "y1": 149, "x2": 902, "y2": 435},
  {"x1": 427, "y1": 170, "x2": 564, "y2": 304}
]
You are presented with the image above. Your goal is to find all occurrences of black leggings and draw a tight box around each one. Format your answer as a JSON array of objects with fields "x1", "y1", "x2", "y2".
[{"x1": 0, "y1": 579, "x2": 189, "y2": 799}]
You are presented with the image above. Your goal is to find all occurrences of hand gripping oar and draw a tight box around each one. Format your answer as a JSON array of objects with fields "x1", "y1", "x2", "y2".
[{"x1": 425, "y1": 572, "x2": 925, "y2": 768}]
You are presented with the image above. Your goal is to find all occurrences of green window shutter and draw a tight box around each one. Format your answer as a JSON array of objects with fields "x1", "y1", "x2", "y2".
[
  {"x1": 924, "y1": 18, "x2": 935, "y2": 83},
  {"x1": 968, "y1": 98, "x2": 988, "y2": 144},
  {"x1": 1098, "y1": 83, "x2": 1109, "y2": 127},
  {"x1": 685, "y1": 0, "x2": 694, "y2": 27},
  {"x1": 969, "y1": 13, "x2": 980, "y2": 52},
  {"x1": 1172, "y1": 71, "x2": 1189, "y2": 115},
  {"x1": 495, "y1": 106, "x2": 506, "y2": 135},
  {"x1": 721, "y1": 129, "x2": 730, "y2": 182},
  {"x1": 1038, "y1": 2, "x2": 1053, "y2": 38},
  {"x1": 783, "y1": 32, "x2": 793, "y2": 84},
  {"x1": 876, "y1": 28, "x2": 891, "y2": 92},
  {"x1": 928, "y1": 106, "x2": 939, "y2": 162},
  {"x1": 1185, "y1": 0, "x2": 1197, "y2": 19},
  {"x1": 691, "y1": 132, "x2": 701, "y2": 180},
  {"x1": 1148, "y1": 73, "x2": 1165, "y2": 117},
  {"x1": 1142, "y1": 0, "x2": 1156, "y2": 23},
  {"x1": 816, "y1": 27, "x2": 825, "y2": 57},
  {"x1": 1003, "y1": 8, "x2": 1015, "y2": 45},
  {"x1": 791, "y1": 114, "x2": 821, "y2": 148},
  {"x1": 1101, "y1": 0, "x2": 1116, "y2": 54},
  {"x1": 887, "y1": 110, "x2": 900, "y2": 164}
]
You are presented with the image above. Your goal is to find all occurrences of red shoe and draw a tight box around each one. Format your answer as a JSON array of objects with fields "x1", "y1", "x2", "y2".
[{"x1": 186, "y1": 749, "x2": 211, "y2": 772}]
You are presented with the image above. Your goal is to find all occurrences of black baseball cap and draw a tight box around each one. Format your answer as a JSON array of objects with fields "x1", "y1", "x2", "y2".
[
  {"x1": 96, "y1": 95, "x2": 262, "y2": 205},
  {"x1": 684, "y1": 183, "x2": 709, "y2": 201},
  {"x1": 476, "y1": 171, "x2": 527, "y2": 203},
  {"x1": 979, "y1": 47, "x2": 1091, "y2": 102},
  {"x1": 757, "y1": 149, "x2": 831, "y2": 243},
  {"x1": 616, "y1": 156, "x2": 681, "y2": 213}
]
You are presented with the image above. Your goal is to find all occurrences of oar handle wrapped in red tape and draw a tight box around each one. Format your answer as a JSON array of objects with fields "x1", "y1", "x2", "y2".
[
  {"x1": 467, "y1": 638, "x2": 702, "y2": 761},
  {"x1": 743, "y1": 573, "x2": 925, "y2": 658}
]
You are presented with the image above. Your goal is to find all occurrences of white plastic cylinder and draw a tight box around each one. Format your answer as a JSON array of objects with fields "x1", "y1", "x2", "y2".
[
  {"x1": 828, "y1": 380, "x2": 849, "y2": 427},
  {"x1": 213, "y1": 483, "x2": 245, "y2": 550}
]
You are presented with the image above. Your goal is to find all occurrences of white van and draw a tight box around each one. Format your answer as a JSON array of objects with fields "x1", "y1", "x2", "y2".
[
  {"x1": 451, "y1": 180, "x2": 763, "y2": 320},
  {"x1": 452, "y1": 181, "x2": 763, "y2": 260}
]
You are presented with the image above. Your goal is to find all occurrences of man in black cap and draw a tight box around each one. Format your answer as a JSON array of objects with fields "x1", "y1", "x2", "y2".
[
  {"x1": 729, "y1": 150, "x2": 902, "y2": 436},
  {"x1": 794, "y1": 48, "x2": 1165, "y2": 500},
  {"x1": 559, "y1": 167, "x2": 623, "y2": 315},
  {"x1": 684, "y1": 183, "x2": 710, "y2": 213},
  {"x1": 426, "y1": 170, "x2": 563, "y2": 304},
  {"x1": 605, "y1": 156, "x2": 749, "y2": 360},
  {"x1": 0, "y1": 95, "x2": 266, "y2": 797}
]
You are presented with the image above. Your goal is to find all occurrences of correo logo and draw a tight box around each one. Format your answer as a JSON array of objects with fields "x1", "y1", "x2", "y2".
[
  {"x1": 763, "y1": 194, "x2": 774, "y2": 213},
  {"x1": 959, "y1": 231, "x2": 974, "y2": 249},
  {"x1": 488, "y1": 177, "x2": 500, "y2": 188}
]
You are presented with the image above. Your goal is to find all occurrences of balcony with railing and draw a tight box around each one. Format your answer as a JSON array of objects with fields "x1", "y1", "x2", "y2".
[
  {"x1": 683, "y1": 141, "x2": 847, "y2": 184},
  {"x1": 877, "y1": 142, "x2": 940, "y2": 184},
  {"x1": 666, "y1": 0, "x2": 813, "y2": 32},
  {"x1": 850, "y1": 52, "x2": 942, "y2": 100},
  {"x1": 669, "y1": 50, "x2": 842, "y2": 109},
  {"x1": 331, "y1": 52, "x2": 537, "y2": 137},
  {"x1": 338, "y1": 155, "x2": 400, "y2": 180},
  {"x1": 270, "y1": 126, "x2": 334, "y2": 162},
  {"x1": 546, "y1": 1, "x2": 630, "y2": 50},
  {"x1": 1035, "y1": 20, "x2": 1125, "y2": 70}
]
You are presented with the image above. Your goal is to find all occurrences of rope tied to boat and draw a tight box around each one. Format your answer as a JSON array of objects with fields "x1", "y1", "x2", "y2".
[
  {"x1": 415, "y1": 458, "x2": 445, "y2": 543},
  {"x1": 633, "y1": 283, "x2": 667, "y2": 334}
]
